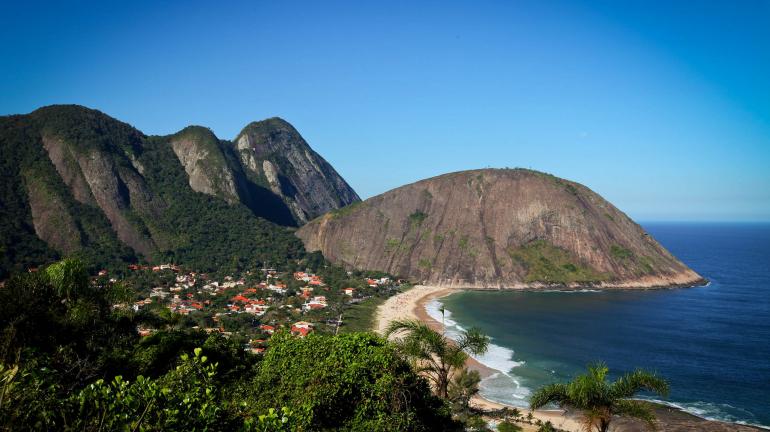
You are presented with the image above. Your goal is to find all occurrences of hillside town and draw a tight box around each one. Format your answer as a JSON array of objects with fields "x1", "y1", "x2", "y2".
[{"x1": 103, "y1": 264, "x2": 407, "y2": 355}]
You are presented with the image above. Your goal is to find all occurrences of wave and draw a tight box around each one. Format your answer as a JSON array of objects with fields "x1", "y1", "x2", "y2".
[
  {"x1": 642, "y1": 398, "x2": 769, "y2": 430},
  {"x1": 424, "y1": 299, "x2": 530, "y2": 406},
  {"x1": 541, "y1": 288, "x2": 603, "y2": 293}
]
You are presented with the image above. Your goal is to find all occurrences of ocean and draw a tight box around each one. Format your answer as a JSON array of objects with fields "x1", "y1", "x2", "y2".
[{"x1": 428, "y1": 223, "x2": 770, "y2": 428}]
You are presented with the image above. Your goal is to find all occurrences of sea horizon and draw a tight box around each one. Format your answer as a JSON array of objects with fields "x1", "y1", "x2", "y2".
[{"x1": 427, "y1": 222, "x2": 770, "y2": 429}]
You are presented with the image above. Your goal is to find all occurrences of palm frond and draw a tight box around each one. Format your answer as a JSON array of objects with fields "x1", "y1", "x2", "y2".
[
  {"x1": 456, "y1": 327, "x2": 490, "y2": 356},
  {"x1": 614, "y1": 400, "x2": 658, "y2": 429},
  {"x1": 610, "y1": 369, "x2": 669, "y2": 399},
  {"x1": 530, "y1": 383, "x2": 570, "y2": 410}
]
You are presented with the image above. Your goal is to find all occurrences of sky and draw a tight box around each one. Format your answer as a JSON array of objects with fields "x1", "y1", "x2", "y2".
[{"x1": 1, "y1": 0, "x2": 769, "y2": 222}]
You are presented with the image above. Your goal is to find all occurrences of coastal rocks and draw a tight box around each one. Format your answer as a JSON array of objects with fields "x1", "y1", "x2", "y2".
[{"x1": 296, "y1": 169, "x2": 705, "y2": 289}]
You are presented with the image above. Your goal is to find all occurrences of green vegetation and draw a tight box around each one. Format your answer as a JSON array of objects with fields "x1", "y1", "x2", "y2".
[
  {"x1": 139, "y1": 135, "x2": 305, "y2": 275},
  {"x1": 386, "y1": 319, "x2": 489, "y2": 399},
  {"x1": 0, "y1": 259, "x2": 458, "y2": 431},
  {"x1": 610, "y1": 244, "x2": 634, "y2": 260},
  {"x1": 497, "y1": 421, "x2": 524, "y2": 432},
  {"x1": 448, "y1": 368, "x2": 482, "y2": 424},
  {"x1": 338, "y1": 296, "x2": 388, "y2": 333},
  {"x1": 409, "y1": 210, "x2": 428, "y2": 227},
  {"x1": 458, "y1": 235, "x2": 469, "y2": 250},
  {"x1": 530, "y1": 363, "x2": 669, "y2": 432},
  {"x1": 385, "y1": 237, "x2": 402, "y2": 252},
  {"x1": 418, "y1": 257, "x2": 433, "y2": 269},
  {"x1": 248, "y1": 331, "x2": 458, "y2": 431},
  {"x1": 330, "y1": 200, "x2": 365, "y2": 219},
  {"x1": 509, "y1": 240, "x2": 607, "y2": 284},
  {"x1": 0, "y1": 105, "x2": 308, "y2": 278}
]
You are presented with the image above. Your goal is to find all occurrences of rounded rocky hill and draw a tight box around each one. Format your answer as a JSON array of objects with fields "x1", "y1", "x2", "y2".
[{"x1": 296, "y1": 169, "x2": 705, "y2": 289}]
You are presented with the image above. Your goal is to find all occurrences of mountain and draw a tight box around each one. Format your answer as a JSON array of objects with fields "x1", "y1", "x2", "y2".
[
  {"x1": 296, "y1": 169, "x2": 705, "y2": 289},
  {"x1": 0, "y1": 105, "x2": 358, "y2": 277},
  {"x1": 234, "y1": 118, "x2": 360, "y2": 224}
]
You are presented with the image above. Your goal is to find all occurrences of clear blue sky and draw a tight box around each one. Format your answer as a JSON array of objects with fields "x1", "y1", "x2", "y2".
[{"x1": 2, "y1": 0, "x2": 769, "y2": 221}]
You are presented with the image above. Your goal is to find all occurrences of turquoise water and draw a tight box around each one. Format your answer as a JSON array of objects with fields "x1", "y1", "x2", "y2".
[{"x1": 432, "y1": 223, "x2": 770, "y2": 428}]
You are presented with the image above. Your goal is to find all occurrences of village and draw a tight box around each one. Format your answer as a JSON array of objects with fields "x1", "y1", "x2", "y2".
[{"x1": 103, "y1": 263, "x2": 407, "y2": 356}]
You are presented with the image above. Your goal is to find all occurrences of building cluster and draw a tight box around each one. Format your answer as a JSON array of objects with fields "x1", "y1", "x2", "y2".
[{"x1": 109, "y1": 264, "x2": 405, "y2": 355}]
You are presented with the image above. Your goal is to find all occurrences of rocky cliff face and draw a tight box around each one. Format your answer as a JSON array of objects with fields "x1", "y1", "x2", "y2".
[
  {"x1": 170, "y1": 127, "x2": 240, "y2": 204},
  {"x1": 0, "y1": 105, "x2": 356, "y2": 275},
  {"x1": 235, "y1": 118, "x2": 360, "y2": 224},
  {"x1": 297, "y1": 169, "x2": 705, "y2": 289}
]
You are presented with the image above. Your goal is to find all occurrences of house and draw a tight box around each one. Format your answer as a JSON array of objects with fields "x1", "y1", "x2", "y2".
[
  {"x1": 291, "y1": 321, "x2": 314, "y2": 337},
  {"x1": 137, "y1": 327, "x2": 155, "y2": 337},
  {"x1": 245, "y1": 347, "x2": 266, "y2": 355},
  {"x1": 259, "y1": 324, "x2": 276, "y2": 334},
  {"x1": 267, "y1": 283, "x2": 287, "y2": 294},
  {"x1": 231, "y1": 294, "x2": 250, "y2": 303},
  {"x1": 343, "y1": 287, "x2": 356, "y2": 296},
  {"x1": 245, "y1": 303, "x2": 268, "y2": 315}
]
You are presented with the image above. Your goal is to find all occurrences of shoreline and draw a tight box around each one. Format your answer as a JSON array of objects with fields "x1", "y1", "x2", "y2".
[
  {"x1": 374, "y1": 285, "x2": 767, "y2": 432},
  {"x1": 375, "y1": 285, "x2": 584, "y2": 432}
]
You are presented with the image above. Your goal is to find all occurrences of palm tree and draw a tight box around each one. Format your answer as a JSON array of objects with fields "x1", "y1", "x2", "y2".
[
  {"x1": 529, "y1": 363, "x2": 669, "y2": 432},
  {"x1": 385, "y1": 319, "x2": 489, "y2": 398}
]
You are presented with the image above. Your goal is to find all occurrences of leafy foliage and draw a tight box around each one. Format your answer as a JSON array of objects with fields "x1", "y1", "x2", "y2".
[
  {"x1": 0, "y1": 105, "x2": 311, "y2": 277},
  {"x1": 386, "y1": 319, "x2": 489, "y2": 399},
  {"x1": 0, "y1": 259, "x2": 459, "y2": 430},
  {"x1": 530, "y1": 363, "x2": 669, "y2": 432},
  {"x1": 497, "y1": 421, "x2": 523, "y2": 432},
  {"x1": 448, "y1": 368, "x2": 481, "y2": 421},
  {"x1": 243, "y1": 331, "x2": 459, "y2": 431},
  {"x1": 508, "y1": 240, "x2": 607, "y2": 284}
]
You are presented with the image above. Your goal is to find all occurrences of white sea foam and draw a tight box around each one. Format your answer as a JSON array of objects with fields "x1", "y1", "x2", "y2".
[
  {"x1": 425, "y1": 299, "x2": 531, "y2": 406},
  {"x1": 642, "y1": 398, "x2": 768, "y2": 429},
  {"x1": 541, "y1": 288, "x2": 603, "y2": 293}
]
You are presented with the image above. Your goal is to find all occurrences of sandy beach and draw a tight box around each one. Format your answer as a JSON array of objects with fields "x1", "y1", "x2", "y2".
[
  {"x1": 375, "y1": 286, "x2": 768, "y2": 432},
  {"x1": 375, "y1": 285, "x2": 585, "y2": 432}
]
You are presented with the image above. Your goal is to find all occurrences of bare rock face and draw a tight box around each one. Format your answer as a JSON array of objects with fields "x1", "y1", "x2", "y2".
[
  {"x1": 23, "y1": 170, "x2": 81, "y2": 254},
  {"x1": 170, "y1": 127, "x2": 240, "y2": 204},
  {"x1": 0, "y1": 105, "x2": 358, "y2": 270},
  {"x1": 40, "y1": 126, "x2": 161, "y2": 257},
  {"x1": 235, "y1": 118, "x2": 360, "y2": 223},
  {"x1": 297, "y1": 169, "x2": 705, "y2": 289},
  {"x1": 42, "y1": 135, "x2": 95, "y2": 205}
]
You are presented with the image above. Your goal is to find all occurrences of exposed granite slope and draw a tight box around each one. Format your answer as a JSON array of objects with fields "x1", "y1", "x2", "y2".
[
  {"x1": 170, "y1": 126, "x2": 240, "y2": 204},
  {"x1": 0, "y1": 105, "x2": 358, "y2": 272},
  {"x1": 297, "y1": 169, "x2": 705, "y2": 289},
  {"x1": 235, "y1": 118, "x2": 360, "y2": 223}
]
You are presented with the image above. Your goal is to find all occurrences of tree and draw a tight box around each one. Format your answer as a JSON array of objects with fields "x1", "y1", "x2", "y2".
[
  {"x1": 529, "y1": 363, "x2": 669, "y2": 432},
  {"x1": 497, "y1": 421, "x2": 523, "y2": 432},
  {"x1": 537, "y1": 421, "x2": 557, "y2": 432},
  {"x1": 386, "y1": 319, "x2": 489, "y2": 398},
  {"x1": 245, "y1": 331, "x2": 460, "y2": 431},
  {"x1": 448, "y1": 368, "x2": 481, "y2": 419}
]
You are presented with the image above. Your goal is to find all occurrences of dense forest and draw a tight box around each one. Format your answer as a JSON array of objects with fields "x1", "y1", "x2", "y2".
[
  {"x1": 0, "y1": 259, "x2": 460, "y2": 431},
  {"x1": 0, "y1": 105, "x2": 313, "y2": 279}
]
